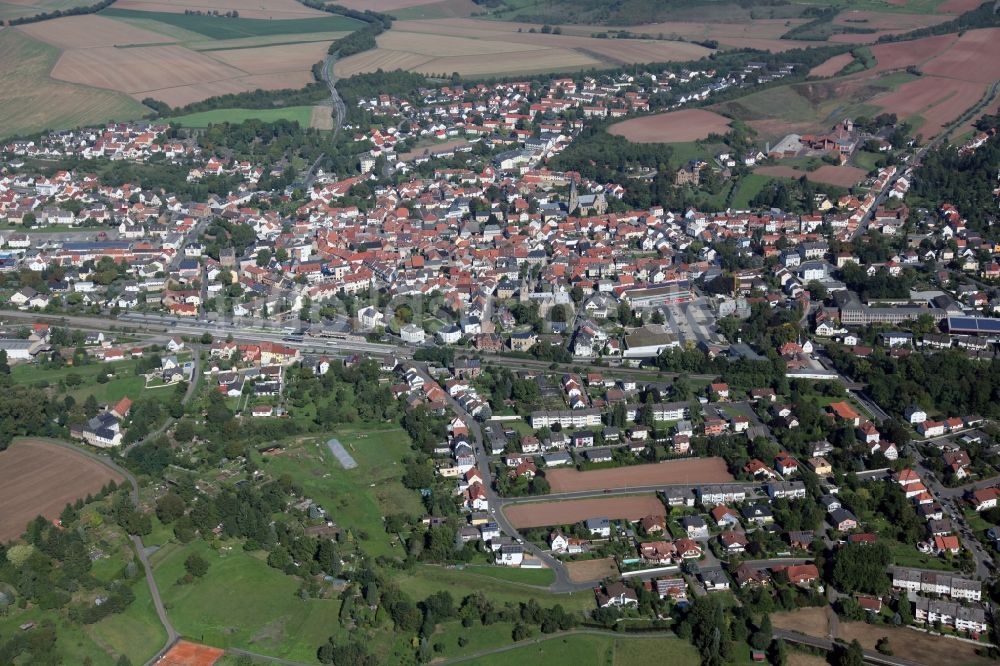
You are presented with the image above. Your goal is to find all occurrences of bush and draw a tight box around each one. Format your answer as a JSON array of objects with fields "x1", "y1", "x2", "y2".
[{"x1": 184, "y1": 553, "x2": 209, "y2": 578}]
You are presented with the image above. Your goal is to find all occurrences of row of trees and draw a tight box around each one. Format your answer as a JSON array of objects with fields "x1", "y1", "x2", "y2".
[{"x1": 7, "y1": 0, "x2": 113, "y2": 26}]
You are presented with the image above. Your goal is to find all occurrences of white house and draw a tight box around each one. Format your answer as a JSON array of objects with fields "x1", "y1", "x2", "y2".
[
  {"x1": 400, "y1": 323, "x2": 425, "y2": 344},
  {"x1": 357, "y1": 306, "x2": 385, "y2": 330},
  {"x1": 496, "y1": 544, "x2": 524, "y2": 566},
  {"x1": 437, "y1": 325, "x2": 462, "y2": 344},
  {"x1": 905, "y1": 405, "x2": 927, "y2": 425}
]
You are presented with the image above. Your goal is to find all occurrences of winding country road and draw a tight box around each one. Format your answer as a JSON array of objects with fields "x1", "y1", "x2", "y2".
[
  {"x1": 30, "y1": 439, "x2": 179, "y2": 664},
  {"x1": 321, "y1": 54, "x2": 347, "y2": 138}
]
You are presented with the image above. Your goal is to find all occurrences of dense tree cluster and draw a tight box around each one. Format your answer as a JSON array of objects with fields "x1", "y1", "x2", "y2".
[
  {"x1": 828, "y1": 347, "x2": 1000, "y2": 418},
  {"x1": 908, "y1": 128, "x2": 1000, "y2": 234}
]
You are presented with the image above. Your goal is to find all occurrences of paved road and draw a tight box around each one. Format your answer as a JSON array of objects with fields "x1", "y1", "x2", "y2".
[
  {"x1": 410, "y1": 362, "x2": 586, "y2": 593},
  {"x1": 773, "y1": 629, "x2": 922, "y2": 666},
  {"x1": 321, "y1": 54, "x2": 347, "y2": 137},
  {"x1": 124, "y1": 347, "x2": 201, "y2": 454}
]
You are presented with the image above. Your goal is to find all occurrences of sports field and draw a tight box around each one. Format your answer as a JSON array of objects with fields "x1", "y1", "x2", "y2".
[{"x1": 0, "y1": 438, "x2": 122, "y2": 541}]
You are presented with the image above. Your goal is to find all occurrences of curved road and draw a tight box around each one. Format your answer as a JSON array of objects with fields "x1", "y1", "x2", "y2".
[
  {"x1": 28, "y1": 438, "x2": 179, "y2": 664},
  {"x1": 124, "y1": 347, "x2": 201, "y2": 454}
]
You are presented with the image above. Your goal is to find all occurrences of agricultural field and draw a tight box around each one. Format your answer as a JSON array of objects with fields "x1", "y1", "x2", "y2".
[
  {"x1": 503, "y1": 495, "x2": 666, "y2": 529},
  {"x1": 0, "y1": 0, "x2": 82, "y2": 21},
  {"x1": 0, "y1": 28, "x2": 148, "y2": 140},
  {"x1": 755, "y1": 164, "x2": 868, "y2": 188},
  {"x1": 3, "y1": 5, "x2": 361, "y2": 134},
  {"x1": 608, "y1": 109, "x2": 732, "y2": 143},
  {"x1": 809, "y1": 52, "x2": 854, "y2": 77},
  {"x1": 0, "y1": 438, "x2": 122, "y2": 541},
  {"x1": 544, "y1": 457, "x2": 734, "y2": 493},
  {"x1": 773, "y1": 608, "x2": 995, "y2": 666},
  {"x1": 100, "y1": 8, "x2": 361, "y2": 39},
  {"x1": 334, "y1": 17, "x2": 712, "y2": 78},
  {"x1": 111, "y1": 0, "x2": 329, "y2": 19}
]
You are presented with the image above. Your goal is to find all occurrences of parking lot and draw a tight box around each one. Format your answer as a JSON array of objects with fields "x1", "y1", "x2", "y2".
[{"x1": 659, "y1": 297, "x2": 721, "y2": 346}]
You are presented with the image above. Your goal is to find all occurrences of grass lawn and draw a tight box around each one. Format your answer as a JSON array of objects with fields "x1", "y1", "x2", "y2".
[
  {"x1": 87, "y1": 577, "x2": 167, "y2": 665},
  {"x1": 169, "y1": 106, "x2": 314, "y2": 128},
  {"x1": 852, "y1": 150, "x2": 884, "y2": 173},
  {"x1": 253, "y1": 424, "x2": 422, "y2": 558},
  {"x1": 12, "y1": 359, "x2": 132, "y2": 386},
  {"x1": 964, "y1": 509, "x2": 991, "y2": 532},
  {"x1": 885, "y1": 538, "x2": 959, "y2": 571},
  {"x1": 0, "y1": 573, "x2": 162, "y2": 665},
  {"x1": 451, "y1": 633, "x2": 697, "y2": 665},
  {"x1": 70, "y1": 372, "x2": 147, "y2": 405},
  {"x1": 395, "y1": 565, "x2": 592, "y2": 615},
  {"x1": 0, "y1": 29, "x2": 148, "y2": 141},
  {"x1": 731, "y1": 173, "x2": 778, "y2": 209},
  {"x1": 459, "y1": 564, "x2": 556, "y2": 587},
  {"x1": 151, "y1": 540, "x2": 339, "y2": 663},
  {"x1": 101, "y1": 8, "x2": 361, "y2": 40}
]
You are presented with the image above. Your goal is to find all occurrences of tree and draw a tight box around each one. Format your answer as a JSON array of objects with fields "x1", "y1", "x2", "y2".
[
  {"x1": 750, "y1": 614, "x2": 772, "y2": 650},
  {"x1": 184, "y1": 553, "x2": 209, "y2": 578},
  {"x1": 876, "y1": 637, "x2": 893, "y2": 655},
  {"x1": 155, "y1": 493, "x2": 186, "y2": 524},
  {"x1": 835, "y1": 639, "x2": 865, "y2": 666},
  {"x1": 200, "y1": 332, "x2": 213, "y2": 344},
  {"x1": 685, "y1": 595, "x2": 728, "y2": 666}
]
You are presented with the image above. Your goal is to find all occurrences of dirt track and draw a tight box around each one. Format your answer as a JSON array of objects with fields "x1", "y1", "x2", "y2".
[
  {"x1": 505, "y1": 495, "x2": 665, "y2": 529},
  {"x1": 545, "y1": 458, "x2": 733, "y2": 493},
  {"x1": 0, "y1": 439, "x2": 122, "y2": 541}
]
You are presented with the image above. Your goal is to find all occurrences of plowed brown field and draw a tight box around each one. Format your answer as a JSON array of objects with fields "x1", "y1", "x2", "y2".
[
  {"x1": 505, "y1": 495, "x2": 665, "y2": 529},
  {"x1": 546, "y1": 458, "x2": 733, "y2": 493},
  {"x1": 0, "y1": 439, "x2": 122, "y2": 542},
  {"x1": 609, "y1": 108, "x2": 732, "y2": 143}
]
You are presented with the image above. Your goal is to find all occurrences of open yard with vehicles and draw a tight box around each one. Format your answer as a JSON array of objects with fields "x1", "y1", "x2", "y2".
[
  {"x1": 545, "y1": 457, "x2": 733, "y2": 493},
  {"x1": 504, "y1": 495, "x2": 666, "y2": 529},
  {"x1": 608, "y1": 108, "x2": 733, "y2": 143}
]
